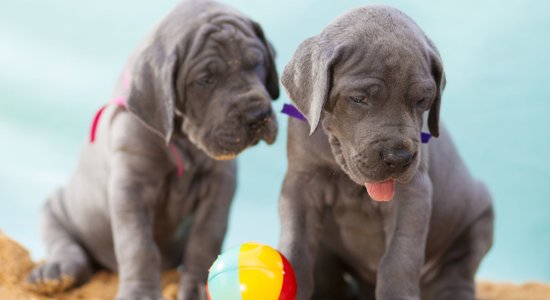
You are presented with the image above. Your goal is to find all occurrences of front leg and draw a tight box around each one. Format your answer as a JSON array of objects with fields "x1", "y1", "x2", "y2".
[
  {"x1": 278, "y1": 172, "x2": 325, "y2": 300},
  {"x1": 109, "y1": 153, "x2": 166, "y2": 300},
  {"x1": 376, "y1": 172, "x2": 432, "y2": 300},
  {"x1": 178, "y1": 162, "x2": 236, "y2": 300}
]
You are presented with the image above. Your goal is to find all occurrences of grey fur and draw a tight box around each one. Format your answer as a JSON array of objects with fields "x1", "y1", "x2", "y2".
[
  {"x1": 279, "y1": 6, "x2": 493, "y2": 300},
  {"x1": 27, "y1": 1, "x2": 278, "y2": 299}
]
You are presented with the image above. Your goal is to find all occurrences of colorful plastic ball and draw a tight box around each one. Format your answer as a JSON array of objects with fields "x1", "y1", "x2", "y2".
[{"x1": 206, "y1": 242, "x2": 297, "y2": 300}]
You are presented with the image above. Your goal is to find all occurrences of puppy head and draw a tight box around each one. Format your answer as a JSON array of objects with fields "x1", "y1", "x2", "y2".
[
  {"x1": 127, "y1": 1, "x2": 279, "y2": 160},
  {"x1": 281, "y1": 5, "x2": 445, "y2": 200}
]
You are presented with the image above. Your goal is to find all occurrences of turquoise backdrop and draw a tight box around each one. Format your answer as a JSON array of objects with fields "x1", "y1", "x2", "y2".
[{"x1": 1, "y1": 0, "x2": 549, "y2": 282}]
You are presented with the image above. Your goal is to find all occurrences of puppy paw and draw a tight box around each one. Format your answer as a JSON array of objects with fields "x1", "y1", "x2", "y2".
[
  {"x1": 177, "y1": 277, "x2": 207, "y2": 300},
  {"x1": 26, "y1": 261, "x2": 87, "y2": 294},
  {"x1": 436, "y1": 289, "x2": 475, "y2": 300},
  {"x1": 116, "y1": 290, "x2": 165, "y2": 300}
]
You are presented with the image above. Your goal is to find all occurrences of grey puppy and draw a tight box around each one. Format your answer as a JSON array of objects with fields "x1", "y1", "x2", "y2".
[
  {"x1": 279, "y1": 6, "x2": 493, "y2": 300},
  {"x1": 26, "y1": 0, "x2": 279, "y2": 299}
]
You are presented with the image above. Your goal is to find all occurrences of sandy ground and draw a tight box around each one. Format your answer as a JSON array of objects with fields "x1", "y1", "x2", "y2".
[{"x1": 1, "y1": 231, "x2": 549, "y2": 300}]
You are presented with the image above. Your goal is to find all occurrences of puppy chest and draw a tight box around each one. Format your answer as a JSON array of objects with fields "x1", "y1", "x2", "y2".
[
  {"x1": 324, "y1": 196, "x2": 388, "y2": 276},
  {"x1": 163, "y1": 173, "x2": 198, "y2": 221}
]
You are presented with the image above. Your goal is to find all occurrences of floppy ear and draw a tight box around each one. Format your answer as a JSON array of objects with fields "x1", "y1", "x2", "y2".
[
  {"x1": 427, "y1": 41, "x2": 446, "y2": 138},
  {"x1": 126, "y1": 41, "x2": 179, "y2": 144},
  {"x1": 281, "y1": 37, "x2": 340, "y2": 135},
  {"x1": 251, "y1": 21, "x2": 280, "y2": 100}
]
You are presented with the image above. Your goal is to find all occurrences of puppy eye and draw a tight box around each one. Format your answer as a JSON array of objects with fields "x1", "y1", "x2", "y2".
[
  {"x1": 416, "y1": 98, "x2": 430, "y2": 110},
  {"x1": 195, "y1": 76, "x2": 215, "y2": 86},
  {"x1": 367, "y1": 85, "x2": 380, "y2": 96},
  {"x1": 254, "y1": 61, "x2": 266, "y2": 76},
  {"x1": 247, "y1": 49, "x2": 263, "y2": 67},
  {"x1": 349, "y1": 95, "x2": 367, "y2": 104}
]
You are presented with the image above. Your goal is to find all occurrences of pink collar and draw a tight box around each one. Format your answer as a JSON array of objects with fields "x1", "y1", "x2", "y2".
[
  {"x1": 89, "y1": 96, "x2": 184, "y2": 177},
  {"x1": 89, "y1": 96, "x2": 125, "y2": 143}
]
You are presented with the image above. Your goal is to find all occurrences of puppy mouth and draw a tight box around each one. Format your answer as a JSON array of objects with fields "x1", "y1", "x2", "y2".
[
  {"x1": 329, "y1": 134, "x2": 418, "y2": 202},
  {"x1": 213, "y1": 153, "x2": 238, "y2": 161},
  {"x1": 213, "y1": 136, "x2": 249, "y2": 160},
  {"x1": 209, "y1": 126, "x2": 266, "y2": 160},
  {"x1": 365, "y1": 179, "x2": 395, "y2": 202}
]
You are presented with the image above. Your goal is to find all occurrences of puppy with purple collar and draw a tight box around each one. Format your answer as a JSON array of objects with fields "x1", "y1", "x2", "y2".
[{"x1": 279, "y1": 5, "x2": 493, "y2": 300}]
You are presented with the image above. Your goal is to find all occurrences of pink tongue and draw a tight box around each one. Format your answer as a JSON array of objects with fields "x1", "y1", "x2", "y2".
[{"x1": 365, "y1": 179, "x2": 395, "y2": 202}]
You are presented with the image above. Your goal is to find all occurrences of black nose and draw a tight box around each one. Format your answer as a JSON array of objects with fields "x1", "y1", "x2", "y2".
[
  {"x1": 246, "y1": 109, "x2": 272, "y2": 131},
  {"x1": 382, "y1": 149, "x2": 416, "y2": 169}
]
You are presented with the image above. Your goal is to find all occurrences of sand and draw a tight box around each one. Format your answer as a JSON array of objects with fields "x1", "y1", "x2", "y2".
[{"x1": 1, "y1": 230, "x2": 549, "y2": 300}]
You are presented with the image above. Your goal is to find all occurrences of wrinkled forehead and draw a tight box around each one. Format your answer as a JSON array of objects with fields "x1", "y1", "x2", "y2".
[
  {"x1": 189, "y1": 17, "x2": 264, "y2": 63},
  {"x1": 335, "y1": 35, "x2": 432, "y2": 85}
]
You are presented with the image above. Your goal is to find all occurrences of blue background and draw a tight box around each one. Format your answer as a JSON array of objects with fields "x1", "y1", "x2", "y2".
[{"x1": 1, "y1": 0, "x2": 549, "y2": 282}]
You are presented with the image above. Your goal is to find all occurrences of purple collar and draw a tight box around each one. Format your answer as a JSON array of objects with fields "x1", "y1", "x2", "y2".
[{"x1": 281, "y1": 104, "x2": 431, "y2": 144}]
